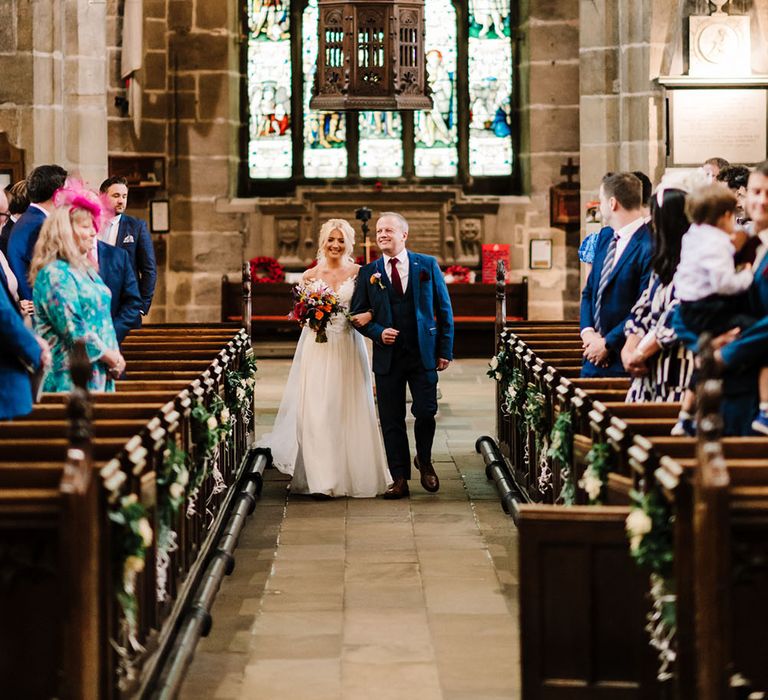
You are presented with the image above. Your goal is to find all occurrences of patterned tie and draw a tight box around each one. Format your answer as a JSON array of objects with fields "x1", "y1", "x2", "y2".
[
  {"x1": 390, "y1": 258, "x2": 404, "y2": 296},
  {"x1": 594, "y1": 233, "x2": 618, "y2": 334}
]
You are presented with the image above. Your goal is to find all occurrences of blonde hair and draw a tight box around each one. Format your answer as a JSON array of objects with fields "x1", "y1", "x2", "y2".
[
  {"x1": 316, "y1": 218, "x2": 355, "y2": 263},
  {"x1": 29, "y1": 207, "x2": 92, "y2": 285}
]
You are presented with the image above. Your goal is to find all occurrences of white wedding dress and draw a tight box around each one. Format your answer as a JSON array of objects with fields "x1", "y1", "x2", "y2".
[{"x1": 259, "y1": 277, "x2": 392, "y2": 497}]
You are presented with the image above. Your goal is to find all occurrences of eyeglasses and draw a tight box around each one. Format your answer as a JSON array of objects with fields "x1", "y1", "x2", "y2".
[{"x1": 0, "y1": 212, "x2": 9, "y2": 219}]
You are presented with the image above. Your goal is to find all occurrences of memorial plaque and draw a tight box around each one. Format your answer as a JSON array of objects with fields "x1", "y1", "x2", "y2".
[{"x1": 670, "y1": 89, "x2": 767, "y2": 165}]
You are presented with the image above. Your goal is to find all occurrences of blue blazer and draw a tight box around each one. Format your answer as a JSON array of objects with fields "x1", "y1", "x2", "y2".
[
  {"x1": 0, "y1": 266, "x2": 41, "y2": 420},
  {"x1": 97, "y1": 241, "x2": 143, "y2": 343},
  {"x1": 350, "y1": 252, "x2": 454, "y2": 374},
  {"x1": 7, "y1": 206, "x2": 47, "y2": 301},
  {"x1": 116, "y1": 215, "x2": 157, "y2": 314},
  {"x1": 580, "y1": 223, "x2": 653, "y2": 377}
]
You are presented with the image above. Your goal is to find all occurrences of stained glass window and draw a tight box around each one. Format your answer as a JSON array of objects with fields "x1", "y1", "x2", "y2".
[
  {"x1": 245, "y1": 0, "x2": 515, "y2": 188},
  {"x1": 359, "y1": 112, "x2": 403, "y2": 178},
  {"x1": 302, "y1": 0, "x2": 348, "y2": 178},
  {"x1": 415, "y1": 0, "x2": 458, "y2": 177},
  {"x1": 247, "y1": 0, "x2": 292, "y2": 179},
  {"x1": 468, "y1": 0, "x2": 513, "y2": 176}
]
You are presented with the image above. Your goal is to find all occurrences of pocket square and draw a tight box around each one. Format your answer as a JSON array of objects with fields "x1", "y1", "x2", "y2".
[
  {"x1": 419, "y1": 270, "x2": 430, "y2": 282},
  {"x1": 123, "y1": 234, "x2": 135, "y2": 244}
]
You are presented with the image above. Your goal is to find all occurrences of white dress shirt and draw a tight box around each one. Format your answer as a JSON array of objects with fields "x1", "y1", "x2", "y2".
[
  {"x1": 28, "y1": 202, "x2": 49, "y2": 218},
  {"x1": 383, "y1": 248, "x2": 410, "y2": 293},
  {"x1": 674, "y1": 223, "x2": 754, "y2": 302},
  {"x1": 102, "y1": 215, "x2": 121, "y2": 246}
]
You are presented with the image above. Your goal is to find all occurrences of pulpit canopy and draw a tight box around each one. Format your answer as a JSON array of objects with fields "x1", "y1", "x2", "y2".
[{"x1": 309, "y1": 0, "x2": 433, "y2": 111}]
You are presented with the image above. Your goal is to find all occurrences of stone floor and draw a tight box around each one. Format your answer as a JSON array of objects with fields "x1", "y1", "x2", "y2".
[{"x1": 180, "y1": 359, "x2": 520, "y2": 699}]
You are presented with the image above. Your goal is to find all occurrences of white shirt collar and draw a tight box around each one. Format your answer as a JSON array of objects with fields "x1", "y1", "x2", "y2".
[
  {"x1": 384, "y1": 249, "x2": 408, "y2": 266},
  {"x1": 614, "y1": 216, "x2": 645, "y2": 240},
  {"x1": 29, "y1": 202, "x2": 49, "y2": 217}
]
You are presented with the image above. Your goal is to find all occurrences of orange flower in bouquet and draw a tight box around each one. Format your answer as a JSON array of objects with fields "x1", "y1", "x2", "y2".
[{"x1": 289, "y1": 281, "x2": 343, "y2": 343}]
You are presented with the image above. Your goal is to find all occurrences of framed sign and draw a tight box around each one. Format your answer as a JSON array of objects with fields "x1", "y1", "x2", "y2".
[
  {"x1": 149, "y1": 199, "x2": 170, "y2": 233},
  {"x1": 530, "y1": 239, "x2": 552, "y2": 270},
  {"x1": 668, "y1": 88, "x2": 768, "y2": 165}
]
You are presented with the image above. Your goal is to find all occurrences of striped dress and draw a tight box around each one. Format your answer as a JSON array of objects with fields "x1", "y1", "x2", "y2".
[{"x1": 624, "y1": 273, "x2": 695, "y2": 403}]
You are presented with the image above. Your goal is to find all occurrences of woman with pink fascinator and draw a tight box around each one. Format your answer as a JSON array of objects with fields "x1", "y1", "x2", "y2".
[{"x1": 28, "y1": 182, "x2": 125, "y2": 392}]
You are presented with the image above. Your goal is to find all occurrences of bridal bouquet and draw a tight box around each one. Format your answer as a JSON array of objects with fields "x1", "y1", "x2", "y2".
[{"x1": 290, "y1": 281, "x2": 343, "y2": 343}]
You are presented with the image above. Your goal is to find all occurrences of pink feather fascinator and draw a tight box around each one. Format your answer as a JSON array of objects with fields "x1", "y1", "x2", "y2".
[{"x1": 53, "y1": 180, "x2": 106, "y2": 233}]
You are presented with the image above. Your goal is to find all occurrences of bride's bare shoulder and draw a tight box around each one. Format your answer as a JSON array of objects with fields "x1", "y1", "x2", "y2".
[{"x1": 301, "y1": 267, "x2": 318, "y2": 282}]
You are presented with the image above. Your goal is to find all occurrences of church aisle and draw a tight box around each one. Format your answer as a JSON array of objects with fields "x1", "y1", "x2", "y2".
[{"x1": 180, "y1": 359, "x2": 520, "y2": 699}]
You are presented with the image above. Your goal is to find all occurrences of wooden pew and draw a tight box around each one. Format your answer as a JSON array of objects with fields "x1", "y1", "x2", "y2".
[{"x1": 0, "y1": 325, "x2": 265, "y2": 698}]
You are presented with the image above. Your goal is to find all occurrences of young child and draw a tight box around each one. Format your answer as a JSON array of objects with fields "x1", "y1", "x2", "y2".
[{"x1": 671, "y1": 183, "x2": 768, "y2": 435}]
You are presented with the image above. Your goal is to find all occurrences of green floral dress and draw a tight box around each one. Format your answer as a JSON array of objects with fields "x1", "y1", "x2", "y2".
[{"x1": 33, "y1": 259, "x2": 119, "y2": 392}]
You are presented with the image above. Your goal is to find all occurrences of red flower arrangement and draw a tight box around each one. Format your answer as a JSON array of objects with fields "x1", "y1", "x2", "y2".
[
  {"x1": 444, "y1": 265, "x2": 472, "y2": 284},
  {"x1": 249, "y1": 256, "x2": 285, "y2": 284},
  {"x1": 289, "y1": 281, "x2": 343, "y2": 343}
]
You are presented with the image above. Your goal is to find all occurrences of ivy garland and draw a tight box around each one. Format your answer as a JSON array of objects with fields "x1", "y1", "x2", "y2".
[
  {"x1": 226, "y1": 355, "x2": 257, "y2": 420},
  {"x1": 187, "y1": 400, "x2": 230, "y2": 516},
  {"x1": 579, "y1": 442, "x2": 611, "y2": 505},
  {"x1": 547, "y1": 410, "x2": 574, "y2": 505},
  {"x1": 156, "y1": 439, "x2": 190, "y2": 602},
  {"x1": 522, "y1": 386, "x2": 545, "y2": 439},
  {"x1": 487, "y1": 344, "x2": 513, "y2": 385},
  {"x1": 504, "y1": 368, "x2": 525, "y2": 419},
  {"x1": 108, "y1": 494, "x2": 153, "y2": 649},
  {"x1": 626, "y1": 487, "x2": 676, "y2": 681}
]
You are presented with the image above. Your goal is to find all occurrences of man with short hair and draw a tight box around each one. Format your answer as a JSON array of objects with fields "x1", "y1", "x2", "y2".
[
  {"x1": 702, "y1": 156, "x2": 730, "y2": 181},
  {"x1": 580, "y1": 172, "x2": 653, "y2": 377},
  {"x1": 350, "y1": 212, "x2": 454, "y2": 499},
  {"x1": 99, "y1": 176, "x2": 157, "y2": 316},
  {"x1": 7, "y1": 164, "x2": 67, "y2": 305}
]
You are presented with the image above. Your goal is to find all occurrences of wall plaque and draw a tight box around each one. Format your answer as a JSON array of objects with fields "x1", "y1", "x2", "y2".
[{"x1": 670, "y1": 88, "x2": 767, "y2": 165}]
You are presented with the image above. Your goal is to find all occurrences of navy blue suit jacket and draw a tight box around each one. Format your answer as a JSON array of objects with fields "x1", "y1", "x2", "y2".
[
  {"x1": 350, "y1": 252, "x2": 454, "y2": 374},
  {"x1": 7, "y1": 206, "x2": 47, "y2": 301},
  {"x1": 580, "y1": 223, "x2": 653, "y2": 377},
  {"x1": 97, "y1": 241, "x2": 143, "y2": 343},
  {"x1": 116, "y1": 214, "x2": 157, "y2": 314},
  {"x1": 0, "y1": 266, "x2": 41, "y2": 419}
]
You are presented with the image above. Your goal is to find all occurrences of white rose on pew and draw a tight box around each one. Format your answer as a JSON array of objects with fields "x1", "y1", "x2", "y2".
[
  {"x1": 177, "y1": 468, "x2": 189, "y2": 487},
  {"x1": 220, "y1": 407, "x2": 230, "y2": 424},
  {"x1": 247, "y1": 377, "x2": 256, "y2": 389},
  {"x1": 124, "y1": 555, "x2": 145, "y2": 576},
  {"x1": 169, "y1": 482, "x2": 185, "y2": 501},
  {"x1": 489, "y1": 356, "x2": 499, "y2": 370},
  {"x1": 137, "y1": 517, "x2": 154, "y2": 547},
  {"x1": 237, "y1": 387, "x2": 246, "y2": 403},
  {"x1": 625, "y1": 509, "x2": 652, "y2": 551},
  {"x1": 207, "y1": 416, "x2": 218, "y2": 431},
  {"x1": 579, "y1": 471, "x2": 602, "y2": 501}
]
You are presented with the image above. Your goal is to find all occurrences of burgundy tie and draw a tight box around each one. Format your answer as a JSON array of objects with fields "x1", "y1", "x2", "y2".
[{"x1": 389, "y1": 258, "x2": 404, "y2": 296}]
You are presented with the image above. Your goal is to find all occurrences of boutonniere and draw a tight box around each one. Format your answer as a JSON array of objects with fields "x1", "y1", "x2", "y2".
[
  {"x1": 419, "y1": 269, "x2": 430, "y2": 283},
  {"x1": 370, "y1": 272, "x2": 385, "y2": 289}
]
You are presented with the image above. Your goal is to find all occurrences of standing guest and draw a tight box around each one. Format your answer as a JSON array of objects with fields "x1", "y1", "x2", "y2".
[
  {"x1": 702, "y1": 156, "x2": 729, "y2": 182},
  {"x1": 715, "y1": 161, "x2": 768, "y2": 434},
  {"x1": 99, "y1": 176, "x2": 157, "y2": 317},
  {"x1": 632, "y1": 170, "x2": 653, "y2": 219},
  {"x1": 1, "y1": 181, "x2": 30, "y2": 256},
  {"x1": 30, "y1": 185, "x2": 125, "y2": 392},
  {"x1": 622, "y1": 187, "x2": 695, "y2": 403},
  {"x1": 0, "y1": 188, "x2": 11, "y2": 256},
  {"x1": 0, "y1": 252, "x2": 51, "y2": 420},
  {"x1": 580, "y1": 172, "x2": 653, "y2": 377},
  {"x1": 91, "y1": 238, "x2": 143, "y2": 343},
  {"x1": 7, "y1": 164, "x2": 67, "y2": 307}
]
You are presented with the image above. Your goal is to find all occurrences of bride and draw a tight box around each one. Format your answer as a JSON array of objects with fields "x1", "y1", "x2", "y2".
[{"x1": 259, "y1": 219, "x2": 392, "y2": 497}]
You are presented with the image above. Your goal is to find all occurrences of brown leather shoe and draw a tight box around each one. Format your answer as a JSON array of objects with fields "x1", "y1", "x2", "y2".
[
  {"x1": 414, "y1": 456, "x2": 440, "y2": 493},
  {"x1": 383, "y1": 478, "x2": 410, "y2": 499}
]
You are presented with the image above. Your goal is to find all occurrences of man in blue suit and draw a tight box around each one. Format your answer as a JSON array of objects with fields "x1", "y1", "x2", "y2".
[
  {"x1": 0, "y1": 265, "x2": 50, "y2": 420},
  {"x1": 715, "y1": 160, "x2": 768, "y2": 434},
  {"x1": 99, "y1": 176, "x2": 157, "y2": 317},
  {"x1": 580, "y1": 172, "x2": 653, "y2": 377},
  {"x1": 350, "y1": 212, "x2": 454, "y2": 499},
  {"x1": 7, "y1": 164, "x2": 67, "y2": 305},
  {"x1": 94, "y1": 240, "x2": 143, "y2": 343}
]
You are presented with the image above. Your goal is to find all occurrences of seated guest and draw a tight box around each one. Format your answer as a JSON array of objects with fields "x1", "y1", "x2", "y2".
[
  {"x1": 0, "y1": 261, "x2": 50, "y2": 420},
  {"x1": 580, "y1": 172, "x2": 653, "y2": 377},
  {"x1": 99, "y1": 176, "x2": 157, "y2": 317},
  {"x1": 715, "y1": 160, "x2": 768, "y2": 434},
  {"x1": 29, "y1": 184, "x2": 126, "y2": 392},
  {"x1": 622, "y1": 186, "x2": 694, "y2": 403},
  {"x1": 7, "y1": 164, "x2": 67, "y2": 311}
]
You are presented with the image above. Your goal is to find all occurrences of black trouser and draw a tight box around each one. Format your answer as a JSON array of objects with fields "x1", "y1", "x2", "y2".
[{"x1": 375, "y1": 347, "x2": 438, "y2": 480}]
